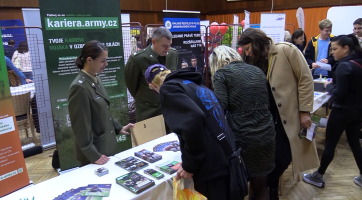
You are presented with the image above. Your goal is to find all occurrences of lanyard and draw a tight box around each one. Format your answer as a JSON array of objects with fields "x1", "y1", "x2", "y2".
[{"x1": 266, "y1": 55, "x2": 273, "y2": 80}]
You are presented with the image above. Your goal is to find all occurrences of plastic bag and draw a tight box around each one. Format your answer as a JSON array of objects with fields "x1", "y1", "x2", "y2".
[{"x1": 173, "y1": 177, "x2": 207, "y2": 200}]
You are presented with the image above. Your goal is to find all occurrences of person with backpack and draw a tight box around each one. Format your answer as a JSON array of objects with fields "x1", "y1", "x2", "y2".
[
  {"x1": 145, "y1": 65, "x2": 246, "y2": 200},
  {"x1": 303, "y1": 34, "x2": 362, "y2": 189}
]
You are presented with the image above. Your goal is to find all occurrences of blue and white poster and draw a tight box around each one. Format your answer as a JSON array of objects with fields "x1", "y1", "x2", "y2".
[
  {"x1": 0, "y1": 20, "x2": 27, "y2": 59},
  {"x1": 163, "y1": 11, "x2": 203, "y2": 73}
]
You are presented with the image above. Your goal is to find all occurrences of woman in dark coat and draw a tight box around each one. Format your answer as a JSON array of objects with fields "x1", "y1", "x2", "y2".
[{"x1": 210, "y1": 45, "x2": 275, "y2": 200}]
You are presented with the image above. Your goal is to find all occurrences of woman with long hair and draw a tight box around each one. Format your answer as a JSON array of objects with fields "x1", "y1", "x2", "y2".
[
  {"x1": 12, "y1": 41, "x2": 33, "y2": 80},
  {"x1": 303, "y1": 34, "x2": 362, "y2": 189},
  {"x1": 291, "y1": 28, "x2": 307, "y2": 53},
  {"x1": 68, "y1": 40, "x2": 133, "y2": 167},
  {"x1": 209, "y1": 45, "x2": 275, "y2": 200},
  {"x1": 238, "y1": 28, "x2": 319, "y2": 200}
]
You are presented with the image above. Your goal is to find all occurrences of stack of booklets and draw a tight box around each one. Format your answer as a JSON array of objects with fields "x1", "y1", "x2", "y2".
[
  {"x1": 53, "y1": 184, "x2": 111, "y2": 200},
  {"x1": 134, "y1": 149, "x2": 162, "y2": 163},
  {"x1": 115, "y1": 156, "x2": 149, "y2": 172},
  {"x1": 116, "y1": 172, "x2": 155, "y2": 194},
  {"x1": 155, "y1": 160, "x2": 181, "y2": 174}
]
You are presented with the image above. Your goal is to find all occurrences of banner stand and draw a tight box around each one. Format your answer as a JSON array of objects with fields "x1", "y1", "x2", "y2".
[
  {"x1": 38, "y1": 0, "x2": 131, "y2": 171},
  {"x1": 0, "y1": 29, "x2": 31, "y2": 198}
]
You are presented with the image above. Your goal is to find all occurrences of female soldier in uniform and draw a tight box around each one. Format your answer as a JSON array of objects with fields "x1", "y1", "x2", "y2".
[{"x1": 68, "y1": 40, "x2": 133, "y2": 167}]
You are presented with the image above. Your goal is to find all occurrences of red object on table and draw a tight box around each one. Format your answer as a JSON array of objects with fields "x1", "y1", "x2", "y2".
[
  {"x1": 219, "y1": 23, "x2": 228, "y2": 35},
  {"x1": 210, "y1": 22, "x2": 219, "y2": 35}
]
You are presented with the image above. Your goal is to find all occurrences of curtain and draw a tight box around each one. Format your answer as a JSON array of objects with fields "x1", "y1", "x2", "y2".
[{"x1": 206, "y1": 7, "x2": 331, "y2": 44}]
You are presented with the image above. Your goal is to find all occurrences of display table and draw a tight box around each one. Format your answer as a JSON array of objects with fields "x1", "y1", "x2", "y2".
[
  {"x1": 10, "y1": 83, "x2": 36, "y2": 98},
  {"x1": 3, "y1": 133, "x2": 180, "y2": 200}
]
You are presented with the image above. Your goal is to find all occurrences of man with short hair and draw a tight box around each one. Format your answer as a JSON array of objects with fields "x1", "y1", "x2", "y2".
[
  {"x1": 305, "y1": 19, "x2": 335, "y2": 79},
  {"x1": 5, "y1": 39, "x2": 16, "y2": 59},
  {"x1": 190, "y1": 54, "x2": 198, "y2": 71},
  {"x1": 124, "y1": 27, "x2": 178, "y2": 131},
  {"x1": 353, "y1": 18, "x2": 362, "y2": 47}
]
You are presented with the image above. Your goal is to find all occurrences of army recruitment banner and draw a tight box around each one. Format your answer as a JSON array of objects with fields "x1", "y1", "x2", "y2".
[
  {"x1": 0, "y1": 29, "x2": 30, "y2": 197},
  {"x1": 39, "y1": 0, "x2": 131, "y2": 170},
  {"x1": 163, "y1": 10, "x2": 204, "y2": 72}
]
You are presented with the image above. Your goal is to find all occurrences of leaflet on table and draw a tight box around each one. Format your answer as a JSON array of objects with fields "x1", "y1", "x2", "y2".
[
  {"x1": 316, "y1": 61, "x2": 332, "y2": 71},
  {"x1": 115, "y1": 156, "x2": 149, "y2": 172},
  {"x1": 153, "y1": 140, "x2": 180, "y2": 152},
  {"x1": 115, "y1": 172, "x2": 155, "y2": 194},
  {"x1": 53, "y1": 184, "x2": 111, "y2": 200},
  {"x1": 155, "y1": 160, "x2": 181, "y2": 174},
  {"x1": 134, "y1": 149, "x2": 162, "y2": 163}
]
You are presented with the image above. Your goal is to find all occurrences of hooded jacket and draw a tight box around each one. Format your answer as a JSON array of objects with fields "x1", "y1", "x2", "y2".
[
  {"x1": 305, "y1": 34, "x2": 336, "y2": 77},
  {"x1": 159, "y1": 67, "x2": 235, "y2": 182},
  {"x1": 326, "y1": 53, "x2": 362, "y2": 109}
]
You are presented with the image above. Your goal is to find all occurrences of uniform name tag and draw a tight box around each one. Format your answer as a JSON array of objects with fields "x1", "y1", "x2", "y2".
[{"x1": 93, "y1": 95, "x2": 101, "y2": 100}]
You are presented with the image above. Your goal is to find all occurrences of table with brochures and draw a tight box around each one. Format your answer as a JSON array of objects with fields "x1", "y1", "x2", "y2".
[{"x1": 3, "y1": 133, "x2": 180, "y2": 200}]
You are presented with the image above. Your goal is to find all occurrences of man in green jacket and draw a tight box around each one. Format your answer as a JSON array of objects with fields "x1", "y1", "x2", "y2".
[{"x1": 124, "y1": 27, "x2": 178, "y2": 133}]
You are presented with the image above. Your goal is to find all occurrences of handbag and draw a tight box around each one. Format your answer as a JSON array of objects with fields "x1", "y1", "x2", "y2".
[{"x1": 179, "y1": 82, "x2": 249, "y2": 200}]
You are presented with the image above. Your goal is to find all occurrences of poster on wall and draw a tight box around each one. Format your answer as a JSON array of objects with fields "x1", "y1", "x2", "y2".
[
  {"x1": 0, "y1": 29, "x2": 30, "y2": 197},
  {"x1": 0, "y1": 20, "x2": 27, "y2": 59},
  {"x1": 163, "y1": 10, "x2": 203, "y2": 72},
  {"x1": 38, "y1": 0, "x2": 131, "y2": 171},
  {"x1": 244, "y1": 10, "x2": 250, "y2": 30},
  {"x1": 260, "y1": 13, "x2": 286, "y2": 44}
]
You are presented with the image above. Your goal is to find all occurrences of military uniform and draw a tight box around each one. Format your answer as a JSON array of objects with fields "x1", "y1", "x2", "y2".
[
  {"x1": 68, "y1": 70, "x2": 123, "y2": 166},
  {"x1": 124, "y1": 45, "x2": 178, "y2": 124}
]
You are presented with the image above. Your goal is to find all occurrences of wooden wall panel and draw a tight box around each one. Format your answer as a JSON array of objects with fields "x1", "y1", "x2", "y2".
[
  {"x1": 207, "y1": 0, "x2": 362, "y2": 14},
  {"x1": 0, "y1": 0, "x2": 38, "y2": 7},
  {"x1": 128, "y1": 12, "x2": 206, "y2": 27},
  {"x1": 0, "y1": 8, "x2": 24, "y2": 24},
  {"x1": 120, "y1": 0, "x2": 208, "y2": 13}
]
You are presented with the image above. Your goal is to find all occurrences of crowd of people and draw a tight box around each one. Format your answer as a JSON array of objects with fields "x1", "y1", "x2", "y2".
[
  {"x1": 3, "y1": 40, "x2": 33, "y2": 86},
  {"x1": 67, "y1": 19, "x2": 362, "y2": 200}
]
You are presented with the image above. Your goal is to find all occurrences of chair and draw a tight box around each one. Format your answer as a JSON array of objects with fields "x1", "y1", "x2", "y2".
[
  {"x1": 8, "y1": 70, "x2": 21, "y2": 86},
  {"x1": 12, "y1": 92, "x2": 37, "y2": 143},
  {"x1": 130, "y1": 115, "x2": 166, "y2": 146}
]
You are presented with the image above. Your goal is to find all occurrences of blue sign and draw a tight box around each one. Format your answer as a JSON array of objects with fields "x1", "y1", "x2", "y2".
[
  {"x1": 0, "y1": 20, "x2": 26, "y2": 49},
  {"x1": 164, "y1": 18, "x2": 200, "y2": 32}
]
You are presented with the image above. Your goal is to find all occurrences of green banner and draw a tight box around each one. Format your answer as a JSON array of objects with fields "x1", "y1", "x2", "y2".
[{"x1": 39, "y1": 0, "x2": 131, "y2": 170}]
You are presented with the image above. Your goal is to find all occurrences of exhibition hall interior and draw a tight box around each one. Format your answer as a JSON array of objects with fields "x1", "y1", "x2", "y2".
[{"x1": 0, "y1": 0, "x2": 362, "y2": 199}]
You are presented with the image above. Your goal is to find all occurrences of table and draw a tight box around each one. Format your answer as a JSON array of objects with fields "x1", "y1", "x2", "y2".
[
  {"x1": 3, "y1": 133, "x2": 180, "y2": 200},
  {"x1": 10, "y1": 83, "x2": 36, "y2": 98}
]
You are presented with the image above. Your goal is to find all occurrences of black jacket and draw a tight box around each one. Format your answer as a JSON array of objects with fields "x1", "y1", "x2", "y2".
[
  {"x1": 160, "y1": 67, "x2": 235, "y2": 182},
  {"x1": 304, "y1": 34, "x2": 336, "y2": 78},
  {"x1": 327, "y1": 53, "x2": 362, "y2": 109}
]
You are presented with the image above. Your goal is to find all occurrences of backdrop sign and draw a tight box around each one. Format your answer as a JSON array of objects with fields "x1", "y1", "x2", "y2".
[
  {"x1": 38, "y1": 0, "x2": 131, "y2": 170},
  {"x1": 0, "y1": 29, "x2": 30, "y2": 197},
  {"x1": 163, "y1": 10, "x2": 203, "y2": 72},
  {"x1": 260, "y1": 13, "x2": 286, "y2": 43}
]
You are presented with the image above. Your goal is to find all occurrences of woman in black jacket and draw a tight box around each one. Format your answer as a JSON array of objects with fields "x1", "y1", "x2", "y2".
[
  {"x1": 303, "y1": 34, "x2": 362, "y2": 189},
  {"x1": 145, "y1": 65, "x2": 236, "y2": 200}
]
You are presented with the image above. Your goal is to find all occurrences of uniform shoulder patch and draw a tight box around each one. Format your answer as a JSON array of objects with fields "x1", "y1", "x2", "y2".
[
  {"x1": 76, "y1": 76, "x2": 86, "y2": 85},
  {"x1": 169, "y1": 47, "x2": 178, "y2": 52},
  {"x1": 133, "y1": 49, "x2": 146, "y2": 57}
]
